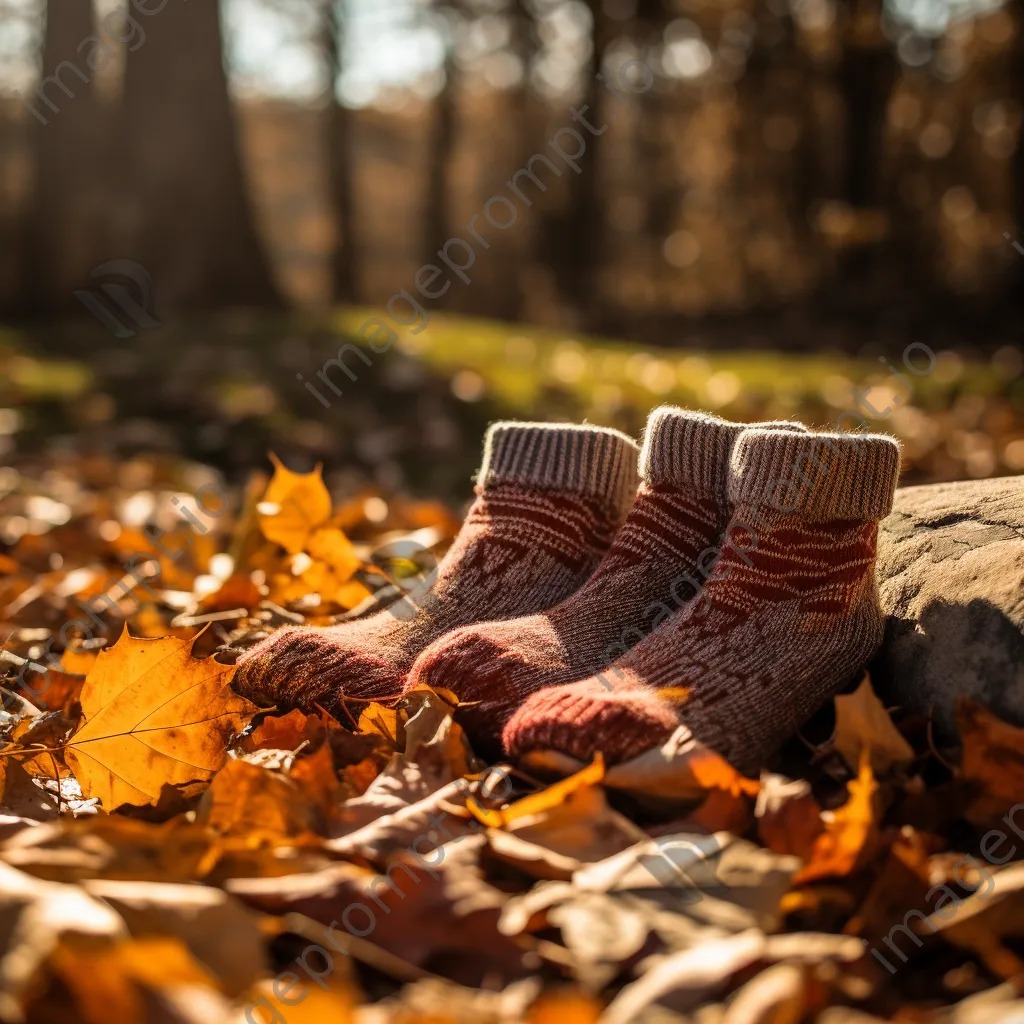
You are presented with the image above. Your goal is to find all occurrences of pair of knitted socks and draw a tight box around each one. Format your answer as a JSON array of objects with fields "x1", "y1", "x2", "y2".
[{"x1": 234, "y1": 410, "x2": 901, "y2": 772}]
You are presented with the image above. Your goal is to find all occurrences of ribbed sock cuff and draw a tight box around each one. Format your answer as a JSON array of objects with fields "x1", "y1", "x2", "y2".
[
  {"x1": 478, "y1": 421, "x2": 640, "y2": 512},
  {"x1": 730, "y1": 428, "x2": 902, "y2": 522},
  {"x1": 640, "y1": 408, "x2": 808, "y2": 501}
]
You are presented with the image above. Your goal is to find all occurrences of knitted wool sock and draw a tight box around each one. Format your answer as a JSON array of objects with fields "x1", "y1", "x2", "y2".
[
  {"x1": 232, "y1": 422, "x2": 639, "y2": 715},
  {"x1": 404, "y1": 409, "x2": 804, "y2": 754},
  {"x1": 503, "y1": 427, "x2": 901, "y2": 774}
]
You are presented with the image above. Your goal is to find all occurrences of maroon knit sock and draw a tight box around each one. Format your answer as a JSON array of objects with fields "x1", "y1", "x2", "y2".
[
  {"x1": 404, "y1": 410, "x2": 803, "y2": 755},
  {"x1": 503, "y1": 427, "x2": 901, "y2": 773},
  {"x1": 232, "y1": 422, "x2": 639, "y2": 716}
]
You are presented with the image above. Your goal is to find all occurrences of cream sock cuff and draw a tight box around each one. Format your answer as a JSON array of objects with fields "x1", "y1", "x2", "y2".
[
  {"x1": 478, "y1": 421, "x2": 640, "y2": 513},
  {"x1": 730, "y1": 428, "x2": 902, "y2": 522}
]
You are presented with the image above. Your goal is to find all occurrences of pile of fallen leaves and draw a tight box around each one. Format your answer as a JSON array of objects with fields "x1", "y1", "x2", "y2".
[{"x1": 0, "y1": 455, "x2": 1022, "y2": 1024}]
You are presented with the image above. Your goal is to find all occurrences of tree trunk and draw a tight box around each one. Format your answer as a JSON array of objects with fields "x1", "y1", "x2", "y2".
[
  {"x1": 421, "y1": 41, "x2": 458, "y2": 286},
  {"x1": 323, "y1": 0, "x2": 359, "y2": 303},
  {"x1": 1010, "y1": 0, "x2": 1024, "y2": 306},
  {"x1": 113, "y1": 0, "x2": 281, "y2": 312},
  {"x1": 18, "y1": 0, "x2": 101, "y2": 314}
]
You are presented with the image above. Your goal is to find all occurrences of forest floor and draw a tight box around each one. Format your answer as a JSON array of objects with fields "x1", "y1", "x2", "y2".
[
  {"x1": 3, "y1": 309, "x2": 1024, "y2": 496},
  {"x1": 0, "y1": 313, "x2": 1022, "y2": 1022}
]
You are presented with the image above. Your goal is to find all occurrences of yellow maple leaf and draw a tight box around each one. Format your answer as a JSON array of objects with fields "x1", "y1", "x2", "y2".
[
  {"x1": 257, "y1": 454, "x2": 332, "y2": 555},
  {"x1": 65, "y1": 629, "x2": 257, "y2": 810}
]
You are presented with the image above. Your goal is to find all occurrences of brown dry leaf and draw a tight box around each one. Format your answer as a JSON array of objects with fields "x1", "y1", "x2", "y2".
[
  {"x1": 793, "y1": 749, "x2": 881, "y2": 884},
  {"x1": 64, "y1": 629, "x2": 258, "y2": 810},
  {"x1": 467, "y1": 755, "x2": 605, "y2": 828},
  {"x1": 524, "y1": 727, "x2": 760, "y2": 806},
  {"x1": 47, "y1": 935, "x2": 220, "y2": 1024},
  {"x1": 482, "y1": 762, "x2": 648, "y2": 866},
  {"x1": 842, "y1": 825, "x2": 934, "y2": 944},
  {"x1": 956, "y1": 698, "x2": 1024, "y2": 827},
  {"x1": 571, "y1": 832, "x2": 801, "y2": 934},
  {"x1": 721, "y1": 962, "x2": 808, "y2": 1024},
  {"x1": 197, "y1": 757, "x2": 325, "y2": 841},
  {"x1": 484, "y1": 829, "x2": 582, "y2": 881},
  {"x1": 925, "y1": 862, "x2": 1024, "y2": 980},
  {"x1": 466, "y1": 755, "x2": 648, "y2": 864},
  {"x1": 401, "y1": 686, "x2": 473, "y2": 784},
  {"x1": 0, "y1": 861, "x2": 127, "y2": 1021},
  {"x1": 257, "y1": 454, "x2": 333, "y2": 554},
  {"x1": 756, "y1": 774, "x2": 825, "y2": 861},
  {"x1": 1, "y1": 814, "x2": 217, "y2": 884},
  {"x1": 241, "y1": 708, "x2": 327, "y2": 754},
  {"x1": 832, "y1": 673, "x2": 915, "y2": 775},
  {"x1": 228, "y1": 837, "x2": 527, "y2": 985},
  {"x1": 10, "y1": 725, "x2": 72, "y2": 782},
  {"x1": 198, "y1": 572, "x2": 262, "y2": 613},
  {"x1": 0, "y1": 756, "x2": 61, "y2": 820},
  {"x1": 19, "y1": 668, "x2": 85, "y2": 714},
  {"x1": 602, "y1": 930, "x2": 864, "y2": 1024},
  {"x1": 327, "y1": 776, "x2": 482, "y2": 858},
  {"x1": 80, "y1": 878, "x2": 267, "y2": 996}
]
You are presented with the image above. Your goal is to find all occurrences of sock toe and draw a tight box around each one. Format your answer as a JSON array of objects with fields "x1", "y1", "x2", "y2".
[
  {"x1": 234, "y1": 626, "x2": 400, "y2": 713},
  {"x1": 503, "y1": 675, "x2": 679, "y2": 764},
  {"x1": 407, "y1": 617, "x2": 569, "y2": 702}
]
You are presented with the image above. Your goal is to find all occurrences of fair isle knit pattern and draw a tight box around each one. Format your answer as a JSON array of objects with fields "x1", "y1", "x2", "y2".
[
  {"x1": 503, "y1": 427, "x2": 902, "y2": 775},
  {"x1": 232, "y1": 422, "x2": 640, "y2": 716},
  {"x1": 404, "y1": 409, "x2": 805, "y2": 754}
]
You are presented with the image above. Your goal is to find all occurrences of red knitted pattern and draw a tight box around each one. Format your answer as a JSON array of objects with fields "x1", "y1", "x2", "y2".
[
  {"x1": 232, "y1": 483, "x2": 623, "y2": 716},
  {"x1": 404, "y1": 482, "x2": 724, "y2": 749},
  {"x1": 503, "y1": 513, "x2": 885, "y2": 773}
]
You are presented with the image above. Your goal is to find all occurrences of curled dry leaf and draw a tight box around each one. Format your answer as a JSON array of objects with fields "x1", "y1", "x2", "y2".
[
  {"x1": 832, "y1": 673, "x2": 915, "y2": 775},
  {"x1": 522, "y1": 726, "x2": 759, "y2": 807},
  {"x1": 756, "y1": 773, "x2": 825, "y2": 862},
  {"x1": 10, "y1": 710, "x2": 75, "y2": 779},
  {"x1": 924, "y1": 862, "x2": 1024, "y2": 980},
  {"x1": 955, "y1": 697, "x2": 1024, "y2": 828},
  {"x1": 469, "y1": 755, "x2": 647, "y2": 865},
  {"x1": 794, "y1": 750, "x2": 881, "y2": 885},
  {"x1": 572, "y1": 832, "x2": 801, "y2": 934},
  {"x1": 240, "y1": 707, "x2": 328, "y2": 754}
]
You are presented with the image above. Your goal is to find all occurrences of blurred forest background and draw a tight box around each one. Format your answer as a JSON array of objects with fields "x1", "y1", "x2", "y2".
[{"x1": 1, "y1": 0, "x2": 1023, "y2": 503}]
